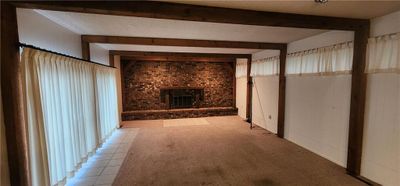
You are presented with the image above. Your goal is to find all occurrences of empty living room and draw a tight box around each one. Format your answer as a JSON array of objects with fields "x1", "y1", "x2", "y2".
[{"x1": 1, "y1": 1, "x2": 399, "y2": 186}]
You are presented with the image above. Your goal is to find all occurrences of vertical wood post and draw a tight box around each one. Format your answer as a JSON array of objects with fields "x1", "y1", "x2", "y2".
[
  {"x1": 1, "y1": 2, "x2": 31, "y2": 185},
  {"x1": 109, "y1": 53, "x2": 115, "y2": 67},
  {"x1": 120, "y1": 60, "x2": 126, "y2": 112},
  {"x1": 81, "y1": 36, "x2": 90, "y2": 60},
  {"x1": 232, "y1": 61, "x2": 237, "y2": 108},
  {"x1": 246, "y1": 56, "x2": 252, "y2": 124},
  {"x1": 277, "y1": 46, "x2": 288, "y2": 138},
  {"x1": 346, "y1": 25, "x2": 369, "y2": 176}
]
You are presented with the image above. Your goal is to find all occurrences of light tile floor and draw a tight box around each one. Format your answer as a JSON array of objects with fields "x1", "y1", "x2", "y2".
[{"x1": 66, "y1": 128, "x2": 139, "y2": 186}]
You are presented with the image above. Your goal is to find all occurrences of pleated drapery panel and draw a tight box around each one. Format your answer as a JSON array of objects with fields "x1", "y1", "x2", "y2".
[
  {"x1": 21, "y1": 48, "x2": 118, "y2": 186},
  {"x1": 366, "y1": 32, "x2": 400, "y2": 74},
  {"x1": 286, "y1": 42, "x2": 353, "y2": 76},
  {"x1": 94, "y1": 66, "x2": 119, "y2": 143},
  {"x1": 250, "y1": 56, "x2": 280, "y2": 77},
  {"x1": 235, "y1": 59, "x2": 248, "y2": 78}
]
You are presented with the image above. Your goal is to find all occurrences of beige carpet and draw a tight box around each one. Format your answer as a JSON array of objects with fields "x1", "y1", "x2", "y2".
[
  {"x1": 114, "y1": 116, "x2": 365, "y2": 186},
  {"x1": 163, "y1": 118, "x2": 210, "y2": 127}
]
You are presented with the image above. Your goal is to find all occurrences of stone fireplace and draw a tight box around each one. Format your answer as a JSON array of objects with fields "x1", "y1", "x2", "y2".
[{"x1": 121, "y1": 60, "x2": 237, "y2": 120}]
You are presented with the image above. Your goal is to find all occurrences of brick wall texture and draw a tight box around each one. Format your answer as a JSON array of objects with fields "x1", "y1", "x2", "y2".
[{"x1": 122, "y1": 61, "x2": 234, "y2": 111}]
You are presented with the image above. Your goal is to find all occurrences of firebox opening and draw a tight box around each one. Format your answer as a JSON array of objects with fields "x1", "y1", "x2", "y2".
[{"x1": 160, "y1": 87, "x2": 204, "y2": 109}]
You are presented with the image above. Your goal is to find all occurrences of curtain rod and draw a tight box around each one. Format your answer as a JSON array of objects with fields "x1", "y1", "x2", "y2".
[
  {"x1": 19, "y1": 43, "x2": 116, "y2": 69},
  {"x1": 253, "y1": 55, "x2": 280, "y2": 63},
  {"x1": 372, "y1": 31, "x2": 399, "y2": 39},
  {"x1": 287, "y1": 41, "x2": 353, "y2": 56},
  {"x1": 252, "y1": 40, "x2": 355, "y2": 62}
]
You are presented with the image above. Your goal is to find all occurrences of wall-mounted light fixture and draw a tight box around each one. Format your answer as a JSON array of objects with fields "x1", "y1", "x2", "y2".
[{"x1": 315, "y1": 0, "x2": 328, "y2": 3}]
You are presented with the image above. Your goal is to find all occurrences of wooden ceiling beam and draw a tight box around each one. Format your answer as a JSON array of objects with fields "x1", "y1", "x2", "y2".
[
  {"x1": 116, "y1": 51, "x2": 249, "y2": 62},
  {"x1": 111, "y1": 50, "x2": 252, "y2": 59},
  {"x1": 120, "y1": 56, "x2": 236, "y2": 63},
  {"x1": 82, "y1": 35, "x2": 285, "y2": 50},
  {"x1": 13, "y1": 1, "x2": 368, "y2": 31}
]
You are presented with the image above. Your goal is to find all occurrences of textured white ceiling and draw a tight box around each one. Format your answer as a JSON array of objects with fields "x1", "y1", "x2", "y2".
[
  {"x1": 162, "y1": 0, "x2": 400, "y2": 19},
  {"x1": 29, "y1": 1, "x2": 400, "y2": 54},
  {"x1": 34, "y1": 9, "x2": 329, "y2": 54},
  {"x1": 35, "y1": 9, "x2": 326, "y2": 43}
]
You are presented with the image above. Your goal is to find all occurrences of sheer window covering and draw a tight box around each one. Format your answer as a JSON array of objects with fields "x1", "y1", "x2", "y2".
[
  {"x1": 21, "y1": 48, "x2": 118, "y2": 186},
  {"x1": 250, "y1": 56, "x2": 280, "y2": 76},
  {"x1": 366, "y1": 32, "x2": 400, "y2": 74},
  {"x1": 235, "y1": 59, "x2": 248, "y2": 78},
  {"x1": 95, "y1": 67, "x2": 119, "y2": 143},
  {"x1": 286, "y1": 42, "x2": 353, "y2": 76}
]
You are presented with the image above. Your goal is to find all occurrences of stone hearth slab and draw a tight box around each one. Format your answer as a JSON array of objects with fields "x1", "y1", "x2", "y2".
[{"x1": 122, "y1": 107, "x2": 238, "y2": 120}]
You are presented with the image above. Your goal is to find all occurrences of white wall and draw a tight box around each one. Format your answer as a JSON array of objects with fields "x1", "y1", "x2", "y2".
[
  {"x1": 360, "y1": 10, "x2": 400, "y2": 186},
  {"x1": 236, "y1": 58, "x2": 248, "y2": 120},
  {"x1": 251, "y1": 30, "x2": 354, "y2": 142},
  {"x1": 252, "y1": 76, "x2": 279, "y2": 133},
  {"x1": 251, "y1": 50, "x2": 280, "y2": 132},
  {"x1": 287, "y1": 30, "x2": 354, "y2": 53},
  {"x1": 17, "y1": 9, "x2": 82, "y2": 58},
  {"x1": 362, "y1": 74, "x2": 399, "y2": 186},
  {"x1": 236, "y1": 77, "x2": 247, "y2": 119},
  {"x1": 283, "y1": 31, "x2": 354, "y2": 167},
  {"x1": 250, "y1": 31, "x2": 353, "y2": 136},
  {"x1": 370, "y1": 10, "x2": 400, "y2": 37},
  {"x1": 17, "y1": 9, "x2": 109, "y2": 66},
  {"x1": 252, "y1": 50, "x2": 280, "y2": 61},
  {"x1": 90, "y1": 43, "x2": 109, "y2": 65},
  {"x1": 285, "y1": 75, "x2": 352, "y2": 166}
]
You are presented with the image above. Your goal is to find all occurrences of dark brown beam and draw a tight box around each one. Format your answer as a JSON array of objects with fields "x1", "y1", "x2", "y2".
[
  {"x1": 121, "y1": 56, "x2": 236, "y2": 63},
  {"x1": 1, "y1": 2, "x2": 30, "y2": 185},
  {"x1": 82, "y1": 35, "x2": 286, "y2": 50},
  {"x1": 346, "y1": 26, "x2": 370, "y2": 176},
  {"x1": 111, "y1": 51, "x2": 252, "y2": 59},
  {"x1": 120, "y1": 60, "x2": 128, "y2": 112},
  {"x1": 109, "y1": 53, "x2": 115, "y2": 67},
  {"x1": 246, "y1": 56, "x2": 252, "y2": 124},
  {"x1": 277, "y1": 46, "x2": 288, "y2": 138},
  {"x1": 232, "y1": 62, "x2": 237, "y2": 108},
  {"x1": 81, "y1": 37, "x2": 90, "y2": 60},
  {"x1": 13, "y1": 1, "x2": 368, "y2": 30}
]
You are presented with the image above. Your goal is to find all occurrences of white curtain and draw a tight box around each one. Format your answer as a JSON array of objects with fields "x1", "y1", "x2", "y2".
[
  {"x1": 286, "y1": 42, "x2": 353, "y2": 76},
  {"x1": 21, "y1": 48, "x2": 118, "y2": 186},
  {"x1": 366, "y1": 32, "x2": 400, "y2": 73},
  {"x1": 235, "y1": 59, "x2": 248, "y2": 78},
  {"x1": 94, "y1": 67, "x2": 119, "y2": 143},
  {"x1": 250, "y1": 56, "x2": 279, "y2": 76}
]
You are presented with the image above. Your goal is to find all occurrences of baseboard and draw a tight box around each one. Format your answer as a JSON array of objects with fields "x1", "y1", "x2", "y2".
[{"x1": 347, "y1": 173, "x2": 381, "y2": 186}]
